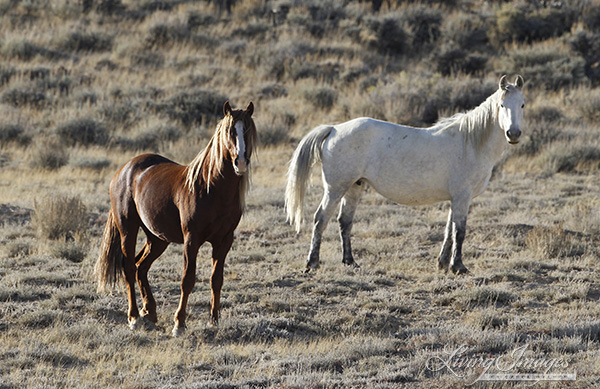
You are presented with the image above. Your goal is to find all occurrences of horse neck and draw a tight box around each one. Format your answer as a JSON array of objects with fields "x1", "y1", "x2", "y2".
[
  {"x1": 464, "y1": 91, "x2": 508, "y2": 164},
  {"x1": 208, "y1": 158, "x2": 247, "y2": 208}
]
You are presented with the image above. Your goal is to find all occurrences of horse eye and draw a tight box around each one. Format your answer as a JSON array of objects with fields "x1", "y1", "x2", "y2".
[
  {"x1": 500, "y1": 104, "x2": 504, "y2": 108},
  {"x1": 521, "y1": 104, "x2": 525, "y2": 108}
]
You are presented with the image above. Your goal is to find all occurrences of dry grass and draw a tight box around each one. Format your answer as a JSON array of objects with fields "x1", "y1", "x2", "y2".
[{"x1": 1, "y1": 0, "x2": 599, "y2": 387}]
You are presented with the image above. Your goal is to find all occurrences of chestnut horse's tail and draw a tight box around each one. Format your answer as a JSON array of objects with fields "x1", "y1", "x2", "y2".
[
  {"x1": 95, "y1": 210, "x2": 124, "y2": 293},
  {"x1": 285, "y1": 125, "x2": 334, "y2": 232}
]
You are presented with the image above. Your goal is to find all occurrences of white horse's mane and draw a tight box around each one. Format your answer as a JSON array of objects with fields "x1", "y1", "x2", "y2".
[{"x1": 432, "y1": 88, "x2": 506, "y2": 152}]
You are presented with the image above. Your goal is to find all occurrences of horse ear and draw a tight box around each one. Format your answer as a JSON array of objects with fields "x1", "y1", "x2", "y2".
[
  {"x1": 515, "y1": 75, "x2": 524, "y2": 90},
  {"x1": 245, "y1": 101, "x2": 254, "y2": 117},
  {"x1": 223, "y1": 101, "x2": 232, "y2": 116},
  {"x1": 499, "y1": 75, "x2": 508, "y2": 91}
]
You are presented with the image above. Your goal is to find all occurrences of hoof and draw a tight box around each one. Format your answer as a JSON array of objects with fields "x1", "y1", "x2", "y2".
[
  {"x1": 305, "y1": 261, "x2": 319, "y2": 273},
  {"x1": 129, "y1": 318, "x2": 141, "y2": 331},
  {"x1": 343, "y1": 259, "x2": 360, "y2": 269},
  {"x1": 451, "y1": 264, "x2": 469, "y2": 275},
  {"x1": 172, "y1": 325, "x2": 185, "y2": 338},
  {"x1": 140, "y1": 316, "x2": 157, "y2": 331},
  {"x1": 140, "y1": 310, "x2": 158, "y2": 324},
  {"x1": 438, "y1": 258, "x2": 450, "y2": 272}
]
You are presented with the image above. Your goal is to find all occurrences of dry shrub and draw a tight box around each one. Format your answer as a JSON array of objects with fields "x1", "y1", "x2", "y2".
[
  {"x1": 33, "y1": 194, "x2": 87, "y2": 240},
  {"x1": 536, "y1": 143, "x2": 600, "y2": 173},
  {"x1": 525, "y1": 224, "x2": 583, "y2": 259},
  {"x1": 576, "y1": 88, "x2": 600, "y2": 122},
  {"x1": 29, "y1": 140, "x2": 69, "y2": 170}
]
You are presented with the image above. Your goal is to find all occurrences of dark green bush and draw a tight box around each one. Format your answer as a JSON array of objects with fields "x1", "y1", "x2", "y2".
[
  {"x1": 517, "y1": 120, "x2": 563, "y2": 156},
  {"x1": 1, "y1": 87, "x2": 46, "y2": 108},
  {"x1": 145, "y1": 23, "x2": 190, "y2": 47},
  {"x1": 548, "y1": 146, "x2": 600, "y2": 173},
  {"x1": 0, "y1": 124, "x2": 30, "y2": 146},
  {"x1": 71, "y1": 157, "x2": 111, "y2": 171},
  {"x1": 443, "y1": 13, "x2": 489, "y2": 51},
  {"x1": 570, "y1": 31, "x2": 600, "y2": 86},
  {"x1": 576, "y1": 89, "x2": 600, "y2": 123},
  {"x1": 502, "y1": 47, "x2": 586, "y2": 90},
  {"x1": 435, "y1": 46, "x2": 487, "y2": 76},
  {"x1": 153, "y1": 89, "x2": 227, "y2": 128},
  {"x1": 1, "y1": 40, "x2": 44, "y2": 61},
  {"x1": 582, "y1": 4, "x2": 600, "y2": 31},
  {"x1": 114, "y1": 125, "x2": 183, "y2": 151},
  {"x1": 96, "y1": 0, "x2": 125, "y2": 15},
  {"x1": 0, "y1": 66, "x2": 16, "y2": 86},
  {"x1": 187, "y1": 11, "x2": 217, "y2": 29},
  {"x1": 30, "y1": 141, "x2": 69, "y2": 170},
  {"x1": 232, "y1": 21, "x2": 270, "y2": 39},
  {"x1": 99, "y1": 101, "x2": 141, "y2": 130},
  {"x1": 129, "y1": 51, "x2": 165, "y2": 69},
  {"x1": 260, "y1": 125, "x2": 290, "y2": 147},
  {"x1": 0, "y1": 124, "x2": 24, "y2": 143},
  {"x1": 450, "y1": 79, "x2": 496, "y2": 113},
  {"x1": 57, "y1": 31, "x2": 113, "y2": 52},
  {"x1": 403, "y1": 5, "x2": 442, "y2": 49},
  {"x1": 51, "y1": 241, "x2": 87, "y2": 262},
  {"x1": 1, "y1": 39, "x2": 65, "y2": 61},
  {"x1": 303, "y1": 86, "x2": 337, "y2": 110},
  {"x1": 491, "y1": 5, "x2": 575, "y2": 46},
  {"x1": 54, "y1": 118, "x2": 108, "y2": 147},
  {"x1": 367, "y1": 16, "x2": 408, "y2": 56}
]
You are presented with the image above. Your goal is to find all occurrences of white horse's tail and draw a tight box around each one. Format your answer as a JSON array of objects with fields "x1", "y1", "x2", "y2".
[{"x1": 285, "y1": 125, "x2": 334, "y2": 232}]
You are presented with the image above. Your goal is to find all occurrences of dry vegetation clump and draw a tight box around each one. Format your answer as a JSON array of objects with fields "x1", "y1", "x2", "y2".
[
  {"x1": 0, "y1": 0, "x2": 599, "y2": 387},
  {"x1": 32, "y1": 194, "x2": 87, "y2": 240}
]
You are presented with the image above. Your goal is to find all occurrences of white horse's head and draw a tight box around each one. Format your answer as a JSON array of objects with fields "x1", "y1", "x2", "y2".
[{"x1": 497, "y1": 75, "x2": 525, "y2": 144}]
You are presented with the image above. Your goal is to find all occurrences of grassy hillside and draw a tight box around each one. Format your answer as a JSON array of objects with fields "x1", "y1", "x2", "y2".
[{"x1": 1, "y1": 0, "x2": 599, "y2": 387}]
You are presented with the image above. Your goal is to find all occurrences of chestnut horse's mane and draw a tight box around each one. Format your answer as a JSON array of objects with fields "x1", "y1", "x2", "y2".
[{"x1": 185, "y1": 111, "x2": 257, "y2": 208}]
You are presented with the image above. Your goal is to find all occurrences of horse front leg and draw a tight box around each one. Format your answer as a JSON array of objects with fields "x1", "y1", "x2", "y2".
[
  {"x1": 173, "y1": 235, "x2": 200, "y2": 337},
  {"x1": 449, "y1": 197, "x2": 471, "y2": 275},
  {"x1": 209, "y1": 232, "x2": 234, "y2": 326}
]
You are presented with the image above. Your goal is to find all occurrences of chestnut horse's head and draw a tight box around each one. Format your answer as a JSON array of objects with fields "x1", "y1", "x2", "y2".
[{"x1": 222, "y1": 101, "x2": 256, "y2": 175}]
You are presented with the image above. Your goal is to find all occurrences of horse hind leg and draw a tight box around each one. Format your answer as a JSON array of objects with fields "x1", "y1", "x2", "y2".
[
  {"x1": 438, "y1": 210, "x2": 452, "y2": 271},
  {"x1": 135, "y1": 235, "x2": 169, "y2": 324},
  {"x1": 306, "y1": 187, "x2": 346, "y2": 272},
  {"x1": 119, "y1": 228, "x2": 142, "y2": 330},
  {"x1": 337, "y1": 182, "x2": 364, "y2": 268}
]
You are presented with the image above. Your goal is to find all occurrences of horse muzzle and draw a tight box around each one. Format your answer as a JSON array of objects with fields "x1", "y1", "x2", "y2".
[
  {"x1": 234, "y1": 157, "x2": 248, "y2": 175},
  {"x1": 506, "y1": 128, "x2": 521, "y2": 145}
]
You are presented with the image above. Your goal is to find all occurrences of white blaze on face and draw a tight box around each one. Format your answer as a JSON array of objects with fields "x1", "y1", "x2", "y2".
[{"x1": 235, "y1": 121, "x2": 247, "y2": 173}]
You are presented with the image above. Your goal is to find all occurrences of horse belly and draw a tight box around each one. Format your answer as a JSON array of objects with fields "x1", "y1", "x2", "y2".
[
  {"x1": 369, "y1": 179, "x2": 451, "y2": 206},
  {"x1": 138, "y1": 204, "x2": 184, "y2": 243},
  {"x1": 364, "y1": 148, "x2": 452, "y2": 206}
]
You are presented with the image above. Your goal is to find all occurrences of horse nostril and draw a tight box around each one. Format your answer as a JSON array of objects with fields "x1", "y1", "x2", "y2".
[{"x1": 234, "y1": 157, "x2": 239, "y2": 165}]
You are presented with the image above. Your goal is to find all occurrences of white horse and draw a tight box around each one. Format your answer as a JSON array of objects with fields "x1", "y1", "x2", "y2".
[{"x1": 286, "y1": 75, "x2": 524, "y2": 274}]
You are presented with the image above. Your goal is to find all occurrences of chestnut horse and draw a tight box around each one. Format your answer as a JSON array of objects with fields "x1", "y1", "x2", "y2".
[{"x1": 95, "y1": 101, "x2": 256, "y2": 337}]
